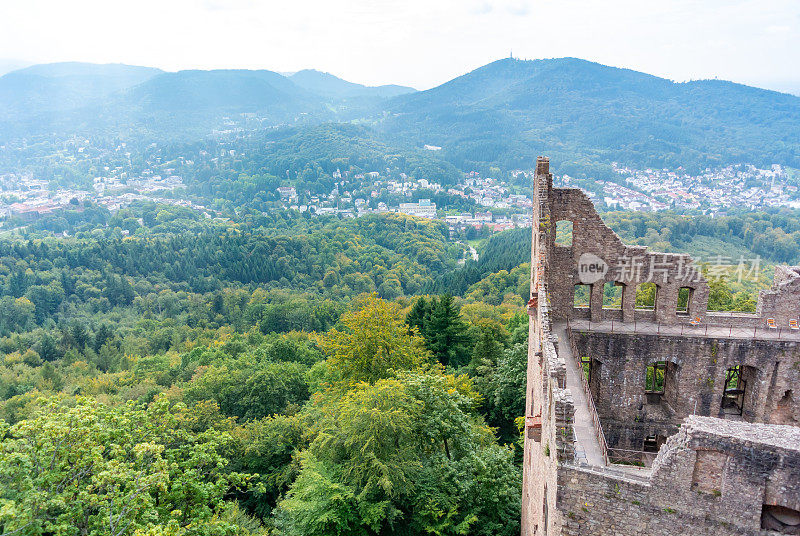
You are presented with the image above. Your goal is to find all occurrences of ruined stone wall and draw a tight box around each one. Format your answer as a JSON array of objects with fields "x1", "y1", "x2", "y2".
[
  {"x1": 521, "y1": 158, "x2": 800, "y2": 536},
  {"x1": 522, "y1": 158, "x2": 579, "y2": 536},
  {"x1": 542, "y1": 185, "x2": 709, "y2": 325},
  {"x1": 522, "y1": 296, "x2": 564, "y2": 533},
  {"x1": 573, "y1": 330, "x2": 800, "y2": 449},
  {"x1": 523, "y1": 295, "x2": 577, "y2": 536},
  {"x1": 556, "y1": 417, "x2": 800, "y2": 536},
  {"x1": 759, "y1": 266, "x2": 800, "y2": 328},
  {"x1": 540, "y1": 164, "x2": 800, "y2": 329}
]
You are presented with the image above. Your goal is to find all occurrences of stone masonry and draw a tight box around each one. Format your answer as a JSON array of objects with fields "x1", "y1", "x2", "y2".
[{"x1": 522, "y1": 157, "x2": 800, "y2": 536}]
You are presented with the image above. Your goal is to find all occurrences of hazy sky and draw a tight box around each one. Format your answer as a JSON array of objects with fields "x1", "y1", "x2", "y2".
[{"x1": 1, "y1": 0, "x2": 798, "y2": 93}]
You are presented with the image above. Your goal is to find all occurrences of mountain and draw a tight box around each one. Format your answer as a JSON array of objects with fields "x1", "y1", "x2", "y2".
[
  {"x1": 382, "y1": 57, "x2": 800, "y2": 175},
  {"x1": 0, "y1": 59, "x2": 31, "y2": 76},
  {"x1": 289, "y1": 69, "x2": 415, "y2": 98},
  {"x1": 14, "y1": 62, "x2": 162, "y2": 81},
  {"x1": 122, "y1": 69, "x2": 316, "y2": 112},
  {"x1": 0, "y1": 62, "x2": 162, "y2": 118},
  {"x1": 0, "y1": 65, "x2": 333, "y2": 139},
  {"x1": 1, "y1": 58, "x2": 798, "y2": 176}
]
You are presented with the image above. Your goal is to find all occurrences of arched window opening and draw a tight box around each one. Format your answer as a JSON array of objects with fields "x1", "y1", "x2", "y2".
[
  {"x1": 602, "y1": 282, "x2": 623, "y2": 309},
  {"x1": 761, "y1": 505, "x2": 800, "y2": 533},
  {"x1": 555, "y1": 220, "x2": 573, "y2": 247},
  {"x1": 635, "y1": 282, "x2": 657, "y2": 310},
  {"x1": 574, "y1": 284, "x2": 591, "y2": 308}
]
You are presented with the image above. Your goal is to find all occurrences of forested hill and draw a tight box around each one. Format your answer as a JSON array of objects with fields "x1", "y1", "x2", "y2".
[
  {"x1": 0, "y1": 201, "x2": 535, "y2": 535},
  {"x1": 382, "y1": 57, "x2": 800, "y2": 175},
  {"x1": 289, "y1": 69, "x2": 415, "y2": 98},
  {"x1": 2, "y1": 58, "x2": 798, "y2": 175},
  {"x1": 0, "y1": 62, "x2": 162, "y2": 118},
  {"x1": 123, "y1": 69, "x2": 316, "y2": 112},
  {"x1": 237, "y1": 123, "x2": 463, "y2": 188}
]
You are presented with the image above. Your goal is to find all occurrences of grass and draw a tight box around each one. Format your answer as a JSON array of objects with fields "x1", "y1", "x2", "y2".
[{"x1": 466, "y1": 238, "x2": 485, "y2": 249}]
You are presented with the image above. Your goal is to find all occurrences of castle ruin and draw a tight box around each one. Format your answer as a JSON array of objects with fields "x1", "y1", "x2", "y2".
[{"x1": 522, "y1": 157, "x2": 800, "y2": 535}]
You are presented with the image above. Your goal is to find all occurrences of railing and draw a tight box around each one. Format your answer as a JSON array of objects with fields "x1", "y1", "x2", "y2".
[
  {"x1": 566, "y1": 321, "x2": 609, "y2": 466},
  {"x1": 566, "y1": 320, "x2": 653, "y2": 470},
  {"x1": 607, "y1": 448, "x2": 647, "y2": 467},
  {"x1": 570, "y1": 318, "x2": 800, "y2": 342}
]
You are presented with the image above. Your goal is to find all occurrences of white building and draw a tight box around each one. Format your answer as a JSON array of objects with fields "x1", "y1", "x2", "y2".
[
  {"x1": 277, "y1": 186, "x2": 298, "y2": 202},
  {"x1": 398, "y1": 199, "x2": 437, "y2": 219}
]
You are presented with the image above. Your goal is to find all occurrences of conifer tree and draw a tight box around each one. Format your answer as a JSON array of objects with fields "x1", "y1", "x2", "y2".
[
  {"x1": 405, "y1": 296, "x2": 430, "y2": 335},
  {"x1": 424, "y1": 294, "x2": 473, "y2": 368},
  {"x1": 470, "y1": 327, "x2": 505, "y2": 402}
]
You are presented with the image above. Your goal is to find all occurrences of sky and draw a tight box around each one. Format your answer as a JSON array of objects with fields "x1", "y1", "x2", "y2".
[{"x1": 1, "y1": 0, "x2": 798, "y2": 93}]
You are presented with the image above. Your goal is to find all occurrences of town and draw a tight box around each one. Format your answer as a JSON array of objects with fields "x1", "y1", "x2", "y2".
[
  {"x1": 560, "y1": 162, "x2": 800, "y2": 212},
  {"x1": 275, "y1": 170, "x2": 533, "y2": 234},
  {"x1": 1, "y1": 135, "x2": 798, "y2": 237}
]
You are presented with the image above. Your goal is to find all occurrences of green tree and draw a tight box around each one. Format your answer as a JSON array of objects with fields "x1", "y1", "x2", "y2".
[
  {"x1": 36, "y1": 333, "x2": 61, "y2": 362},
  {"x1": 405, "y1": 296, "x2": 430, "y2": 335},
  {"x1": 470, "y1": 324, "x2": 505, "y2": 407},
  {"x1": 231, "y1": 414, "x2": 304, "y2": 519},
  {"x1": 321, "y1": 295, "x2": 428, "y2": 384},
  {"x1": 707, "y1": 277, "x2": 733, "y2": 311},
  {"x1": 274, "y1": 453, "x2": 364, "y2": 536},
  {"x1": 0, "y1": 396, "x2": 258, "y2": 536},
  {"x1": 488, "y1": 342, "x2": 529, "y2": 445},
  {"x1": 275, "y1": 371, "x2": 520, "y2": 536},
  {"x1": 424, "y1": 295, "x2": 473, "y2": 368},
  {"x1": 185, "y1": 361, "x2": 310, "y2": 422}
]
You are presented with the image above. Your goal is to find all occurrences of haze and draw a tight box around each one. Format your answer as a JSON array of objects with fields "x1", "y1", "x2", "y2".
[{"x1": 1, "y1": 0, "x2": 798, "y2": 94}]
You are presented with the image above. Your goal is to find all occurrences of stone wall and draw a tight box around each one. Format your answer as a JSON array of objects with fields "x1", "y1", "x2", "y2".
[
  {"x1": 521, "y1": 295, "x2": 577, "y2": 535},
  {"x1": 572, "y1": 330, "x2": 800, "y2": 450},
  {"x1": 522, "y1": 157, "x2": 576, "y2": 536},
  {"x1": 556, "y1": 417, "x2": 800, "y2": 536},
  {"x1": 521, "y1": 158, "x2": 800, "y2": 536},
  {"x1": 541, "y1": 180, "x2": 709, "y2": 325},
  {"x1": 759, "y1": 266, "x2": 800, "y2": 329},
  {"x1": 537, "y1": 157, "x2": 800, "y2": 329}
]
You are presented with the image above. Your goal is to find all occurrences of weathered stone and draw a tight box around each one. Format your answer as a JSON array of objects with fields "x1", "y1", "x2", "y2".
[{"x1": 522, "y1": 158, "x2": 800, "y2": 536}]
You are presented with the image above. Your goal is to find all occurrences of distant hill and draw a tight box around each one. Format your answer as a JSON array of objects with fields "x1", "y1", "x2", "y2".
[
  {"x1": 0, "y1": 59, "x2": 32, "y2": 77},
  {"x1": 0, "y1": 65, "x2": 331, "y2": 139},
  {"x1": 122, "y1": 69, "x2": 316, "y2": 112},
  {"x1": 289, "y1": 69, "x2": 415, "y2": 98},
  {"x1": 1, "y1": 58, "x2": 798, "y2": 176},
  {"x1": 382, "y1": 57, "x2": 800, "y2": 175},
  {"x1": 0, "y1": 62, "x2": 162, "y2": 118},
  {"x1": 15, "y1": 62, "x2": 162, "y2": 81}
]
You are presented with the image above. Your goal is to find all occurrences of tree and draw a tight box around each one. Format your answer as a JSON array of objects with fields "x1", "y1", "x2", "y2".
[
  {"x1": 405, "y1": 296, "x2": 430, "y2": 335},
  {"x1": 94, "y1": 323, "x2": 115, "y2": 353},
  {"x1": 68, "y1": 321, "x2": 90, "y2": 350},
  {"x1": 0, "y1": 396, "x2": 258, "y2": 536},
  {"x1": 0, "y1": 296, "x2": 34, "y2": 334},
  {"x1": 707, "y1": 276, "x2": 733, "y2": 311},
  {"x1": 470, "y1": 324, "x2": 505, "y2": 406},
  {"x1": 488, "y1": 342, "x2": 529, "y2": 445},
  {"x1": 36, "y1": 333, "x2": 61, "y2": 362},
  {"x1": 424, "y1": 295, "x2": 473, "y2": 368},
  {"x1": 231, "y1": 414, "x2": 304, "y2": 519},
  {"x1": 321, "y1": 295, "x2": 428, "y2": 384},
  {"x1": 185, "y1": 361, "x2": 310, "y2": 422},
  {"x1": 377, "y1": 276, "x2": 403, "y2": 300},
  {"x1": 274, "y1": 371, "x2": 521, "y2": 536},
  {"x1": 25, "y1": 283, "x2": 65, "y2": 324},
  {"x1": 274, "y1": 454, "x2": 365, "y2": 536}
]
